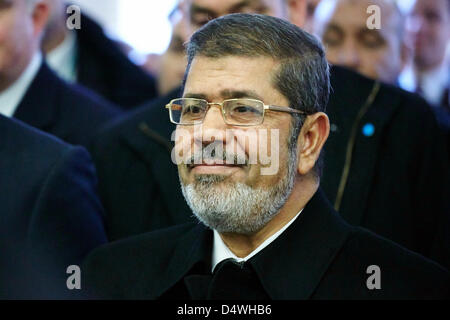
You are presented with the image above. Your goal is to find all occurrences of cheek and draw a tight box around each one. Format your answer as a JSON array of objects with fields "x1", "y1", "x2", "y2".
[
  {"x1": 174, "y1": 127, "x2": 196, "y2": 162},
  {"x1": 0, "y1": 29, "x2": 15, "y2": 69},
  {"x1": 375, "y1": 44, "x2": 400, "y2": 66},
  {"x1": 325, "y1": 48, "x2": 340, "y2": 64},
  {"x1": 0, "y1": 19, "x2": 13, "y2": 48},
  {"x1": 246, "y1": 126, "x2": 292, "y2": 187}
]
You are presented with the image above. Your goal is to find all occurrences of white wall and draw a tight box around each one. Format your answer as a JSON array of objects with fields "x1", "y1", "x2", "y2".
[{"x1": 71, "y1": 0, "x2": 178, "y2": 54}]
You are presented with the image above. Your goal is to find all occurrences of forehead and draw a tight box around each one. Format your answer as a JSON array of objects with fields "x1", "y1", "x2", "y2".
[
  {"x1": 326, "y1": 0, "x2": 398, "y2": 29},
  {"x1": 184, "y1": 56, "x2": 282, "y2": 100}
]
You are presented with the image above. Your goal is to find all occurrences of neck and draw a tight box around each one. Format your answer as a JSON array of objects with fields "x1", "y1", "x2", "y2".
[
  {"x1": 42, "y1": 21, "x2": 68, "y2": 53},
  {"x1": 219, "y1": 177, "x2": 319, "y2": 258}
]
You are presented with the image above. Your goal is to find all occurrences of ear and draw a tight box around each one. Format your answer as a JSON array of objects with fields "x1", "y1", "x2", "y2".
[
  {"x1": 31, "y1": 1, "x2": 50, "y2": 38},
  {"x1": 296, "y1": 112, "x2": 330, "y2": 175},
  {"x1": 287, "y1": 0, "x2": 308, "y2": 28}
]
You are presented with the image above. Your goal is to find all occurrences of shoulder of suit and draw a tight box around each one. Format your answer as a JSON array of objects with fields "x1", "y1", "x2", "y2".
[
  {"x1": 84, "y1": 222, "x2": 199, "y2": 269},
  {"x1": 1, "y1": 115, "x2": 71, "y2": 153},
  {"x1": 0, "y1": 116, "x2": 92, "y2": 180},
  {"x1": 343, "y1": 225, "x2": 448, "y2": 279},
  {"x1": 60, "y1": 79, "x2": 121, "y2": 115}
]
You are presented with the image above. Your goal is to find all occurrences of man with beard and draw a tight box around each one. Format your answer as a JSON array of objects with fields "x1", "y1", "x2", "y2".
[
  {"x1": 83, "y1": 14, "x2": 449, "y2": 300},
  {"x1": 92, "y1": 0, "x2": 449, "y2": 269}
]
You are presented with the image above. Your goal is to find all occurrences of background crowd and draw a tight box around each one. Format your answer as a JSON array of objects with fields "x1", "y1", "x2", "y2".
[{"x1": 0, "y1": 0, "x2": 448, "y2": 299}]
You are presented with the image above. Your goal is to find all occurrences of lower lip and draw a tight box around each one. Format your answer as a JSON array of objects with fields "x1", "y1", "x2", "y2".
[{"x1": 190, "y1": 165, "x2": 243, "y2": 174}]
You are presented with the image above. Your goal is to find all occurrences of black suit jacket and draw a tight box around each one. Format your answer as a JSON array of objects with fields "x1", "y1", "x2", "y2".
[
  {"x1": 75, "y1": 14, "x2": 158, "y2": 109},
  {"x1": 82, "y1": 189, "x2": 449, "y2": 300},
  {"x1": 13, "y1": 62, "x2": 121, "y2": 149},
  {"x1": 91, "y1": 67, "x2": 450, "y2": 268},
  {"x1": 0, "y1": 115, "x2": 107, "y2": 299}
]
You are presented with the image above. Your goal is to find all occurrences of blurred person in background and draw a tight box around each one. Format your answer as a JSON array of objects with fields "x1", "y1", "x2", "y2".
[
  {"x1": 42, "y1": 0, "x2": 159, "y2": 109},
  {"x1": 312, "y1": 0, "x2": 449, "y2": 136},
  {"x1": 400, "y1": 0, "x2": 450, "y2": 111},
  {"x1": 142, "y1": 4, "x2": 190, "y2": 96},
  {"x1": 304, "y1": 0, "x2": 321, "y2": 32},
  {"x1": 313, "y1": 0, "x2": 408, "y2": 85},
  {"x1": 91, "y1": 0, "x2": 449, "y2": 269},
  {"x1": 0, "y1": 0, "x2": 120, "y2": 148},
  {"x1": 0, "y1": 115, "x2": 107, "y2": 299}
]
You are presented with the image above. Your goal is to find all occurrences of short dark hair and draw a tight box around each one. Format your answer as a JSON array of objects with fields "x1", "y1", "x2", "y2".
[{"x1": 184, "y1": 13, "x2": 330, "y2": 178}]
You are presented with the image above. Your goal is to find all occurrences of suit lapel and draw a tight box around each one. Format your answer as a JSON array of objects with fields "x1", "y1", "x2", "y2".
[
  {"x1": 138, "y1": 224, "x2": 212, "y2": 299},
  {"x1": 13, "y1": 63, "x2": 59, "y2": 133},
  {"x1": 250, "y1": 189, "x2": 351, "y2": 299}
]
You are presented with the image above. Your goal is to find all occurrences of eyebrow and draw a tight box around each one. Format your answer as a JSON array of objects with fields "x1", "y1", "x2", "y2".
[
  {"x1": 190, "y1": 0, "x2": 261, "y2": 20},
  {"x1": 325, "y1": 23, "x2": 344, "y2": 34},
  {"x1": 183, "y1": 89, "x2": 264, "y2": 101},
  {"x1": 189, "y1": 3, "x2": 217, "y2": 21},
  {"x1": 229, "y1": 0, "x2": 254, "y2": 13}
]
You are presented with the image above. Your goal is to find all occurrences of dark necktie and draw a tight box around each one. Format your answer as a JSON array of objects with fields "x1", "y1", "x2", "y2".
[{"x1": 184, "y1": 258, "x2": 270, "y2": 300}]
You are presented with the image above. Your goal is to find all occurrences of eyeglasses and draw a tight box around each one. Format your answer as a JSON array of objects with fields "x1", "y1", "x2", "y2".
[{"x1": 165, "y1": 98, "x2": 306, "y2": 126}]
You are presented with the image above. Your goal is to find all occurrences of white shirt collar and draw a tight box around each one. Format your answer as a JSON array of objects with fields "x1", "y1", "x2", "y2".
[
  {"x1": 0, "y1": 52, "x2": 42, "y2": 117},
  {"x1": 211, "y1": 209, "x2": 303, "y2": 272},
  {"x1": 46, "y1": 31, "x2": 78, "y2": 83}
]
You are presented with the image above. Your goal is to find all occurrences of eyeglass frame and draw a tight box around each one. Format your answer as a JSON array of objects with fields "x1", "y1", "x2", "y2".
[{"x1": 165, "y1": 97, "x2": 307, "y2": 126}]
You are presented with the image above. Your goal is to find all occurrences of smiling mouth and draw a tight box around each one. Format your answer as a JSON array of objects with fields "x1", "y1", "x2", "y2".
[{"x1": 188, "y1": 162, "x2": 244, "y2": 169}]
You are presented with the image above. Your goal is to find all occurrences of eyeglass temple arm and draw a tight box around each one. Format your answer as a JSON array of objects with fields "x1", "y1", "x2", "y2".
[
  {"x1": 166, "y1": 102, "x2": 306, "y2": 115},
  {"x1": 266, "y1": 105, "x2": 306, "y2": 115}
]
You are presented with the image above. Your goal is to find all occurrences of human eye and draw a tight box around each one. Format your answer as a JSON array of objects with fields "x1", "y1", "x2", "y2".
[
  {"x1": 230, "y1": 101, "x2": 263, "y2": 118},
  {"x1": 183, "y1": 104, "x2": 203, "y2": 115},
  {"x1": 322, "y1": 26, "x2": 344, "y2": 47},
  {"x1": 359, "y1": 30, "x2": 386, "y2": 49},
  {"x1": 233, "y1": 105, "x2": 259, "y2": 114}
]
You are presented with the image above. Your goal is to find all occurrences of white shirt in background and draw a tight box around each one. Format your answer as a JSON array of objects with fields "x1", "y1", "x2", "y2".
[
  {"x1": 46, "y1": 31, "x2": 78, "y2": 83},
  {"x1": 399, "y1": 57, "x2": 450, "y2": 107},
  {"x1": 0, "y1": 52, "x2": 43, "y2": 117}
]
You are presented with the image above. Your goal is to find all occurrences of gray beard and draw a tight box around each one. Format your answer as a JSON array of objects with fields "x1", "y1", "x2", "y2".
[{"x1": 179, "y1": 149, "x2": 297, "y2": 235}]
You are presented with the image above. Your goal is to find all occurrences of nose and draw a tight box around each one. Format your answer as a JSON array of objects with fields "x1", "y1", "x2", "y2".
[
  {"x1": 201, "y1": 104, "x2": 227, "y2": 129},
  {"x1": 337, "y1": 41, "x2": 361, "y2": 69},
  {"x1": 193, "y1": 104, "x2": 228, "y2": 147}
]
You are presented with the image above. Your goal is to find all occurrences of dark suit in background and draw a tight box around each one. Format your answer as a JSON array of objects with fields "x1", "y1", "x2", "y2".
[
  {"x1": 322, "y1": 67, "x2": 450, "y2": 268},
  {"x1": 82, "y1": 190, "x2": 449, "y2": 300},
  {"x1": 91, "y1": 67, "x2": 450, "y2": 269},
  {"x1": 74, "y1": 14, "x2": 159, "y2": 109},
  {"x1": 91, "y1": 88, "x2": 190, "y2": 241},
  {"x1": 13, "y1": 62, "x2": 121, "y2": 149},
  {"x1": 0, "y1": 115, "x2": 107, "y2": 299}
]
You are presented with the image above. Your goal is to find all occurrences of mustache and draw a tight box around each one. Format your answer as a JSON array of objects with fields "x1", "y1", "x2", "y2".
[{"x1": 187, "y1": 149, "x2": 249, "y2": 166}]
